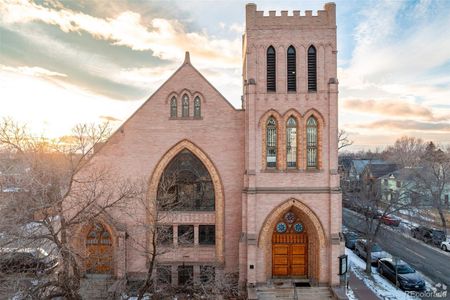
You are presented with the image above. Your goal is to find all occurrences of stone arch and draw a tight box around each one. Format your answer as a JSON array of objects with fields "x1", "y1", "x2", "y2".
[
  {"x1": 303, "y1": 108, "x2": 325, "y2": 169},
  {"x1": 147, "y1": 139, "x2": 225, "y2": 263},
  {"x1": 258, "y1": 198, "x2": 327, "y2": 284},
  {"x1": 259, "y1": 109, "x2": 283, "y2": 170},
  {"x1": 165, "y1": 91, "x2": 179, "y2": 104}
]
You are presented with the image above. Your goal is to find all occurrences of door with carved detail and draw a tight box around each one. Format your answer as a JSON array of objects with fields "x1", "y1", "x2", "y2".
[
  {"x1": 272, "y1": 211, "x2": 307, "y2": 277},
  {"x1": 85, "y1": 223, "x2": 113, "y2": 274}
]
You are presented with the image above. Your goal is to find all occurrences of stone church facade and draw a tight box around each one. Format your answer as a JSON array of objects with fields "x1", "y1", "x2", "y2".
[{"x1": 77, "y1": 2, "x2": 343, "y2": 292}]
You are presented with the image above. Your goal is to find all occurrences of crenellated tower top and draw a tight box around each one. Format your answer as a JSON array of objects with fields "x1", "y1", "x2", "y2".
[{"x1": 245, "y1": 2, "x2": 336, "y2": 29}]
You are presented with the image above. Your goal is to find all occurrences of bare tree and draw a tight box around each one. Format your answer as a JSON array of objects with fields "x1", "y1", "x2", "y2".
[
  {"x1": 338, "y1": 129, "x2": 353, "y2": 151},
  {"x1": 0, "y1": 118, "x2": 141, "y2": 300},
  {"x1": 383, "y1": 136, "x2": 425, "y2": 168}
]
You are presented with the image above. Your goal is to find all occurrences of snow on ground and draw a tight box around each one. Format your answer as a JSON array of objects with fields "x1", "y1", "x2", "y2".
[
  {"x1": 346, "y1": 286, "x2": 358, "y2": 300},
  {"x1": 346, "y1": 248, "x2": 420, "y2": 300}
]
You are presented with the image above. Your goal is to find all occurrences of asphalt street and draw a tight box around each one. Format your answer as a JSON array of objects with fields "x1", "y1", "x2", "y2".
[{"x1": 343, "y1": 208, "x2": 450, "y2": 291}]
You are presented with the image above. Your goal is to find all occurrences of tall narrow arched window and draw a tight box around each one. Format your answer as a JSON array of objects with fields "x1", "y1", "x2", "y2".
[
  {"x1": 286, "y1": 117, "x2": 297, "y2": 168},
  {"x1": 267, "y1": 46, "x2": 276, "y2": 92},
  {"x1": 266, "y1": 117, "x2": 277, "y2": 168},
  {"x1": 194, "y1": 96, "x2": 201, "y2": 118},
  {"x1": 308, "y1": 46, "x2": 317, "y2": 92},
  {"x1": 170, "y1": 97, "x2": 177, "y2": 117},
  {"x1": 182, "y1": 95, "x2": 189, "y2": 117},
  {"x1": 287, "y1": 46, "x2": 296, "y2": 92},
  {"x1": 306, "y1": 117, "x2": 318, "y2": 168}
]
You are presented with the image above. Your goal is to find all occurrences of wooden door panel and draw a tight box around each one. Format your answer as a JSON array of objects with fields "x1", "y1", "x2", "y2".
[
  {"x1": 273, "y1": 245, "x2": 289, "y2": 254},
  {"x1": 291, "y1": 255, "x2": 305, "y2": 265},
  {"x1": 273, "y1": 266, "x2": 289, "y2": 276},
  {"x1": 273, "y1": 256, "x2": 289, "y2": 265},
  {"x1": 291, "y1": 245, "x2": 306, "y2": 254},
  {"x1": 291, "y1": 265, "x2": 306, "y2": 276}
]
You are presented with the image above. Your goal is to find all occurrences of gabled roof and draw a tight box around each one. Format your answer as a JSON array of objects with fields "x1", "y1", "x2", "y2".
[
  {"x1": 379, "y1": 167, "x2": 421, "y2": 181},
  {"x1": 351, "y1": 159, "x2": 386, "y2": 175},
  {"x1": 366, "y1": 163, "x2": 398, "y2": 178}
]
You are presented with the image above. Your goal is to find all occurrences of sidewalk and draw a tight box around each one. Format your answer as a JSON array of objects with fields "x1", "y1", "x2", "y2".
[{"x1": 348, "y1": 271, "x2": 380, "y2": 300}]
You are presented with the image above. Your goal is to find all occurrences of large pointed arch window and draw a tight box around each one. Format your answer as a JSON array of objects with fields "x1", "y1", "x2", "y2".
[
  {"x1": 267, "y1": 46, "x2": 276, "y2": 92},
  {"x1": 157, "y1": 150, "x2": 215, "y2": 211},
  {"x1": 287, "y1": 46, "x2": 296, "y2": 92},
  {"x1": 286, "y1": 117, "x2": 297, "y2": 168},
  {"x1": 170, "y1": 97, "x2": 177, "y2": 117},
  {"x1": 308, "y1": 46, "x2": 317, "y2": 92},
  {"x1": 306, "y1": 117, "x2": 318, "y2": 168},
  {"x1": 194, "y1": 96, "x2": 201, "y2": 118},
  {"x1": 182, "y1": 95, "x2": 189, "y2": 117},
  {"x1": 266, "y1": 117, "x2": 277, "y2": 168}
]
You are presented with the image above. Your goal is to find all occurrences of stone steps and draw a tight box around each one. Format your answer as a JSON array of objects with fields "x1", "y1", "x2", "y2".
[
  {"x1": 80, "y1": 275, "x2": 115, "y2": 300},
  {"x1": 257, "y1": 286, "x2": 332, "y2": 300}
]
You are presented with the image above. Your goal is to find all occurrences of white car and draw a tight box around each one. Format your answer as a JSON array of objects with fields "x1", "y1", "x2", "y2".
[{"x1": 441, "y1": 239, "x2": 450, "y2": 251}]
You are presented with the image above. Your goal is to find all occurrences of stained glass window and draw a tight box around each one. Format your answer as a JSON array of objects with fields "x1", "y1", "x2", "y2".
[
  {"x1": 286, "y1": 117, "x2": 297, "y2": 168},
  {"x1": 182, "y1": 95, "x2": 189, "y2": 117},
  {"x1": 266, "y1": 117, "x2": 277, "y2": 168},
  {"x1": 170, "y1": 97, "x2": 177, "y2": 117},
  {"x1": 194, "y1": 96, "x2": 201, "y2": 117},
  {"x1": 307, "y1": 117, "x2": 318, "y2": 168}
]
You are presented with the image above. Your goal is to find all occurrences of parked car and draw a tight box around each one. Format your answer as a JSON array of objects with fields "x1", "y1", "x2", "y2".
[
  {"x1": 411, "y1": 226, "x2": 446, "y2": 246},
  {"x1": 441, "y1": 239, "x2": 450, "y2": 252},
  {"x1": 343, "y1": 231, "x2": 361, "y2": 250},
  {"x1": 380, "y1": 215, "x2": 401, "y2": 227},
  {"x1": 0, "y1": 248, "x2": 58, "y2": 274},
  {"x1": 377, "y1": 258, "x2": 426, "y2": 291},
  {"x1": 354, "y1": 240, "x2": 389, "y2": 264}
]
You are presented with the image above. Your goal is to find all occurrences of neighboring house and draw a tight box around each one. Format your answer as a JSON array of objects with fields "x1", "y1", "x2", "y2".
[
  {"x1": 361, "y1": 163, "x2": 398, "y2": 198},
  {"x1": 379, "y1": 168, "x2": 450, "y2": 208},
  {"x1": 346, "y1": 159, "x2": 386, "y2": 191}
]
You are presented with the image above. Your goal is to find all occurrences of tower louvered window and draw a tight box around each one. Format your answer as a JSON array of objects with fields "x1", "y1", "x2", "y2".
[
  {"x1": 266, "y1": 117, "x2": 277, "y2": 168},
  {"x1": 286, "y1": 117, "x2": 297, "y2": 168},
  {"x1": 308, "y1": 46, "x2": 317, "y2": 92},
  {"x1": 267, "y1": 46, "x2": 276, "y2": 92},
  {"x1": 194, "y1": 96, "x2": 201, "y2": 118},
  {"x1": 170, "y1": 97, "x2": 177, "y2": 117},
  {"x1": 307, "y1": 117, "x2": 318, "y2": 168},
  {"x1": 182, "y1": 95, "x2": 189, "y2": 117},
  {"x1": 287, "y1": 46, "x2": 296, "y2": 92}
]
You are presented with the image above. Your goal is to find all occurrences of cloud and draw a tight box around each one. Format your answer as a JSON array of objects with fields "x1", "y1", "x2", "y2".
[
  {"x1": 356, "y1": 119, "x2": 450, "y2": 132},
  {"x1": 0, "y1": 64, "x2": 67, "y2": 78},
  {"x1": 343, "y1": 98, "x2": 449, "y2": 121},
  {"x1": 0, "y1": 0, "x2": 241, "y2": 69},
  {"x1": 99, "y1": 115, "x2": 121, "y2": 122}
]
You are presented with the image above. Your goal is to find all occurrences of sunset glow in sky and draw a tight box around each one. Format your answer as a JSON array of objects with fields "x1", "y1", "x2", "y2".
[{"x1": 1, "y1": 0, "x2": 450, "y2": 150}]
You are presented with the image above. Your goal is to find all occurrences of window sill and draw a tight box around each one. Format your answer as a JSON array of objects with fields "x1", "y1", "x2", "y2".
[
  {"x1": 260, "y1": 168, "x2": 323, "y2": 173},
  {"x1": 169, "y1": 116, "x2": 203, "y2": 120}
]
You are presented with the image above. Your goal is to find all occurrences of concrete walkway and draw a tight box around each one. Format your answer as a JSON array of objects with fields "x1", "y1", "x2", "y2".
[{"x1": 348, "y1": 272, "x2": 380, "y2": 300}]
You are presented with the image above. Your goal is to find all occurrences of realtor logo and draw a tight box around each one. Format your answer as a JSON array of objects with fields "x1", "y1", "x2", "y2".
[{"x1": 406, "y1": 283, "x2": 447, "y2": 298}]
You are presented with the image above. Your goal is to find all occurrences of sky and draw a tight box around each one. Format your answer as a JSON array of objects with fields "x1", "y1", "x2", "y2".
[{"x1": 1, "y1": 0, "x2": 450, "y2": 150}]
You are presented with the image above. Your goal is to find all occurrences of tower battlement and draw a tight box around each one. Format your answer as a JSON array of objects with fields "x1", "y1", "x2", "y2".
[{"x1": 246, "y1": 2, "x2": 336, "y2": 29}]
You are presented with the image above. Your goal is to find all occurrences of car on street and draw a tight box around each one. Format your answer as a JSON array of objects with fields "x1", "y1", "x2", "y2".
[
  {"x1": 354, "y1": 240, "x2": 389, "y2": 264},
  {"x1": 380, "y1": 215, "x2": 401, "y2": 227},
  {"x1": 411, "y1": 226, "x2": 446, "y2": 246},
  {"x1": 377, "y1": 258, "x2": 426, "y2": 291},
  {"x1": 0, "y1": 248, "x2": 58, "y2": 274},
  {"x1": 441, "y1": 239, "x2": 450, "y2": 252},
  {"x1": 343, "y1": 231, "x2": 361, "y2": 250}
]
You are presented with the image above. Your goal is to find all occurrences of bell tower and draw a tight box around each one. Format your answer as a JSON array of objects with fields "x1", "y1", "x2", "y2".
[{"x1": 240, "y1": 2, "x2": 342, "y2": 288}]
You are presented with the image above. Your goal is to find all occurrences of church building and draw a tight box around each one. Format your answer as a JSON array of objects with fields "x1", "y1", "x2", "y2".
[{"x1": 77, "y1": 2, "x2": 343, "y2": 295}]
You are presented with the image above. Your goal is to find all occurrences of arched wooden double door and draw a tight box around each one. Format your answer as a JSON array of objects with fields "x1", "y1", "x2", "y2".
[
  {"x1": 85, "y1": 223, "x2": 113, "y2": 274},
  {"x1": 272, "y1": 211, "x2": 307, "y2": 277}
]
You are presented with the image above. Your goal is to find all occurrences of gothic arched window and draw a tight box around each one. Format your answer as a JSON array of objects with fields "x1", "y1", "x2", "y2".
[
  {"x1": 287, "y1": 46, "x2": 296, "y2": 92},
  {"x1": 170, "y1": 97, "x2": 177, "y2": 117},
  {"x1": 157, "y1": 150, "x2": 215, "y2": 211},
  {"x1": 306, "y1": 117, "x2": 318, "y2": 168},
  {"x1": 308, "y1": 46, "x2": 317, "y2": 92},
  {"x1": 182, "y1": 95, "x2": 189, "y2": 117},
  {"x1": 194, "y1": 96, "x2": 201, "y2": 118},
  {"x1": 266, "y1": 117, "x2": 277, "y2": 168},
  {"x1": 286, "y1": 117, "x2": 297, "y2": 168},
  {"x1": 267, "y1": 46, "x2": 276, "y2": 92}
]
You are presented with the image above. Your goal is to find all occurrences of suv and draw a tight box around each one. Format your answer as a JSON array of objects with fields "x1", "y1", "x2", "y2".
[
  {"x1": 411, "y1": 226, "x2": 445, "y2": 246},
  {"x1": 354, "y1": 240, "x2": 389, "y2": 264},
  {"x1": 0, "y1": 248, "x2": 58, "y2": 274}
]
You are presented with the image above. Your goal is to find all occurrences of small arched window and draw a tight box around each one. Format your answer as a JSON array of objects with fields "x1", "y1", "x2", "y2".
[
  {"x1": 170, "y1": 97, "x2": 177, "y2": 117},
  {"x1": 194, "y1": 96, "x2": 201, "y2": 118},
  {"x1": 308, "y1": 46, "x2": 317, "y2": 92},
  {"x1": 267, "y1": 46, "x2": 276, "y2": 92},
  {"x1": 287, "y1": 46, "x2": 296, "y2": 92},
  {"x1": 286, "y1": 117, "x2": 297, "y2": 168},
  {"x1": 306, "y1": 117, "x2": 318, "y2": 168},
  {"x1": 266, "y1": 117, "x2": 277, "y2": 168},
  {"x1": 182, "y1": 95, "x2": 189, "y2": 117}
]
